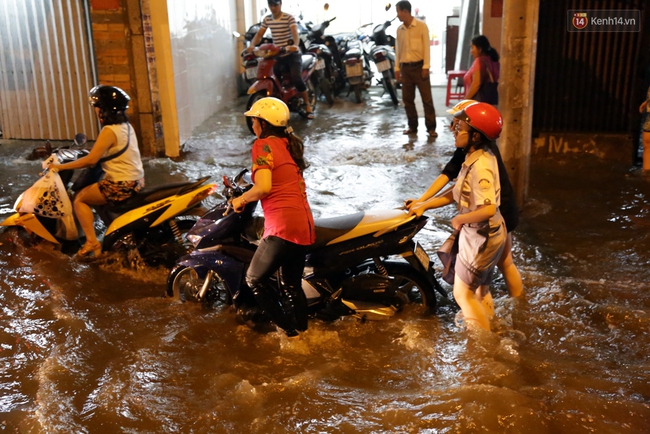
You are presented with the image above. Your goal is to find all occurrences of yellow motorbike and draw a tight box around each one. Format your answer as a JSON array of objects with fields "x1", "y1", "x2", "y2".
[{"x1": 1, "y1": 145, "x2": 216, "y2": 268}]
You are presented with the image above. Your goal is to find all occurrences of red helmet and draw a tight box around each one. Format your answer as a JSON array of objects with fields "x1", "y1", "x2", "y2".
[{"x1": 454, "y1": 102, "x2": 503, "y2": 140}]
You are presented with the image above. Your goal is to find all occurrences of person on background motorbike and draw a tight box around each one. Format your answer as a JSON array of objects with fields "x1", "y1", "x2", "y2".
[
  {"x1": 231, "y1": 97, "x2": 315, "y2": 337},
  {"x1": 405, "y1": 100, "x2": 523, "y2": 299},
  {"x1": 407, "y1": 103, "x2": 506, "y2": 331},
  {"x1": 47, "y1": 85, "x2": 144, "y2": 257},
  {"x1": 246, "y1": 0, "x2": 315, "y2": 119}
]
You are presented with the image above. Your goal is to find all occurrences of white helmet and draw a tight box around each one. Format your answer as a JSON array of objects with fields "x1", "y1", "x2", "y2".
[
  {"x1": 446, "y1": 99, "x2": 477, "y2": 115},
  {"x1": 244, "y1": 97, "x2": 290, "y2": 127}
]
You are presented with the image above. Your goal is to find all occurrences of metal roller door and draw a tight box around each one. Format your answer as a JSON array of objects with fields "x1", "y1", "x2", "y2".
[{"x1": 0, "y1": 0, "x2": 99, "y2": 140}]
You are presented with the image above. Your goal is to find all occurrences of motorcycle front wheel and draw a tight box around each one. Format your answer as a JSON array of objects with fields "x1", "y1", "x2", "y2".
[
  {"x1": 299, "y1": 80, "x2": 317, "y2": 118},
  {"x1": 319, "y1": 77, "x2": 334, "y2": 105},
  {"x1": 246, "y1": 91, "x2": 267, "y2": 134},
  {"x1": 167, "y1": 265, "x2": 232, "y2": 306}
]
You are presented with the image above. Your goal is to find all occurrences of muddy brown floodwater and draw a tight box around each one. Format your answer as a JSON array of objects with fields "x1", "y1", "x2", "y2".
[{"x1": 1, "y1": 88, "x2": 649, "y2": 432}]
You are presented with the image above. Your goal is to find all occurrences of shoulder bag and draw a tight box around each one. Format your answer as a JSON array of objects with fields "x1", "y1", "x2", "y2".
[
  {"x1": 71, "y1": 124, "x2": 131, "y2": 192},
  {"x1": 474, "y1": 58, "x2": 499, "y2": 105}
]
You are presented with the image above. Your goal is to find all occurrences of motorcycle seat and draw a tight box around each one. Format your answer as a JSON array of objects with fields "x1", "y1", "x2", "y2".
[
  {"x1": 109, "y1": 176, "x2": 211, "y2": 213},
  {"x1": 312, "y1": 211, "x2": 365, "y2": 248},
  {"x1": 312, "y1": 209, "x2": 409, "y2": 248},
  {"x1": 343, "y1": 48, "x2": 362, "y2": 59}
]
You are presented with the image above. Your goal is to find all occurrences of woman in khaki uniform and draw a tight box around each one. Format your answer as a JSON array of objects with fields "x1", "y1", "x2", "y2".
[{"x1": 409, "y1": 103, "x2": 506, "y2": 331}]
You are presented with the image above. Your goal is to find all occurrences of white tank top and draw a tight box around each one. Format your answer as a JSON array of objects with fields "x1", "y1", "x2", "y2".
[{"x1": 100, "y1": 123, "x2": 145, "y2": 182}]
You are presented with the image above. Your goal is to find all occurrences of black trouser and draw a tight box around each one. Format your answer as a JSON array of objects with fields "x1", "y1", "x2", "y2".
[
  {"x1": 246, "y1": 236, "x2": 308, "y2": 334},
  {"x1": 273, "y1": 52, "x2": 307, "y2": 92}
]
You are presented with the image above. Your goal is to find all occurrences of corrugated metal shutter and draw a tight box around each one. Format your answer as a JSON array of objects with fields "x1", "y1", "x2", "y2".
[
  {"x1": 0, "y1": 0, "x2": 99, "y2": 140},
  {"x1": 534, "y1": 0, "x2": 648, "y2": 134}
]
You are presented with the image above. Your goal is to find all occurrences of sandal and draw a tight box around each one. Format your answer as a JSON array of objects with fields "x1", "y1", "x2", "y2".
[
  {"x1": 403, "y1": 128, "x2": 417, "y2": 135},
  {"x1": 78, "y1": 241, "x2": 102, "y2": 258}
]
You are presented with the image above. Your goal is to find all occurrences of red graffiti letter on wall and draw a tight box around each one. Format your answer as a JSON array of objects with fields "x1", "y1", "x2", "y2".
[{"x1": 91, "y1": 0, "x2": 120, "y2": 10}]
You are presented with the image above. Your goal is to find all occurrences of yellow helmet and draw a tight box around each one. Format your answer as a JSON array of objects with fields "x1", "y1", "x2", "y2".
[
  {"x1": 244, "y1": 97, "x2": 290, "y2": 127},
  {"x1": 446, "y1": 99, "x2": 477, "y2": 115}
]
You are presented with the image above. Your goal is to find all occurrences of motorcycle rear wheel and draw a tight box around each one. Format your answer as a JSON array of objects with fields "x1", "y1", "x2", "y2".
[
  {"x1": 353, "y1": 84, "x2": 362, "y2": 104},
  {"x1": 167, "y1": 265, "x2": 231, "y2": 306},
  {"x1": 134, "y1": 219, "x2": 196, "y2": 269},
  {"x1": 379, "y1": 261, "x2": 437, "y2": 312},
  {"x1": 383, "y1": 70, "x2": 398, "y2": 106}
]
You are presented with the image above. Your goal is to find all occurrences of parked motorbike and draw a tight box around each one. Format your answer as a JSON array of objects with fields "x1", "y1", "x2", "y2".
[
  {"x1": 167, "y1": 169, "x2": 447, "y2": 325},
  {"x1": 339, "y1": 24, "x2": 374, "y2": 103},
  {"x1": 301, "y1": 16, "x2": 346, "y2": 105},
  {"x1": 1, "y1": 143, "x2": 217, "y2": 268},
  {"x1": 367, "y1": 18, "x2": 399, "y2": 105},
  {"x1": 245, "y1": 43, "x2": 317, "y2": 134},
  {"x1": 235, "y1": 24, "x2": 272, "y2": 96}
]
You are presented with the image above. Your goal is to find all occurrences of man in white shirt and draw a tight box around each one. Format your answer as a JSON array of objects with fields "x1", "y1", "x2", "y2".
[{"x1": 395, "y1": 1, "x2": 437, "y2": 138}]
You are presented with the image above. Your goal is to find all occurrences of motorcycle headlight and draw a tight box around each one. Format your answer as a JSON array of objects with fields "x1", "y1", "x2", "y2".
[{"x1": 187, "y1": 234, "x2": 203, "y2": 247}]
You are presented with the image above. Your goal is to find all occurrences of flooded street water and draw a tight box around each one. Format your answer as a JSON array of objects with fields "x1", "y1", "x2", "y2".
[{"x1": 1, "y1": 89, "x2": 650, "y2": 433}]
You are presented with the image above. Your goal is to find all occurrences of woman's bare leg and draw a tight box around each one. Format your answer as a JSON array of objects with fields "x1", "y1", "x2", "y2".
[
  {"x1": 73, "y1": 183, "x2": 106, "y2": 246},
  {"x1": 643, "y1": 131, "x2": 650, "y2": 171},
  {"x1": 497, "y1": 233, "x2": 523, "y2": 297},
  {"x1": 453, "y1": 277, "x2": 490, "y2": 331}
]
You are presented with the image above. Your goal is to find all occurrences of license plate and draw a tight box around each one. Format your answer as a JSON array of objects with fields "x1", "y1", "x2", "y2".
[
  {"x1": 345, "y1": 63, "x2": 363, "y2": 77},
  {"x1": 414, "y1": 242, "x2": 430, "y2": 271},
  {"x1": 315, "y1": 59, "x2": 325, "y2": 70},
  {"x1": 245, "y1": 67, "x2": 258, "y2": 80},
  {"x1": 376, "y1": 59, "x2": 391, "y2": 72}
]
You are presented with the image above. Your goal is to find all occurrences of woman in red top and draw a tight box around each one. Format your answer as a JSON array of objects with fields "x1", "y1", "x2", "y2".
[{"x1": 232, "y1": 97, "x2": 315, "y2": 337}]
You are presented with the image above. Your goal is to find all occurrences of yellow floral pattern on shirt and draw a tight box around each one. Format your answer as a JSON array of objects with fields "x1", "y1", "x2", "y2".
[{"x1": 253, "y1": 144, "x2": 274, "y2": 171}]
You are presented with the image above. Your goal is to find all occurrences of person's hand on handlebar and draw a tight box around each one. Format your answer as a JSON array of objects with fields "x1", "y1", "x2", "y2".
[
  {"x1": 403, "y1": 198, "x2": 416, "y2": 210},
  {"x1": 407, "y1": 201, "x2": 427, "y2": 218},
  {"x1": 231, "y1": 196, "x2": 246, "y2": 213}
]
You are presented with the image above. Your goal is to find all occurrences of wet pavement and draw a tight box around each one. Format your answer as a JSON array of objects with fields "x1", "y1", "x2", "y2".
[{"x1": 1, "y1": 86, "x2": 650, "y2": 432}]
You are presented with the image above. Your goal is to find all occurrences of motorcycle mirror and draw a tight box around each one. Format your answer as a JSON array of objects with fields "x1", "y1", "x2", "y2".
[
  {"x1": 324, "y1": 3, "x2": 329, "y2": 11},
  {"x1": 232, "y1": 31, "x2": 241, "y2": 38},
  {"x1": 74, "y1": 133, "x2": 87, "y2": 147},
  {"x1": 385, "y1": 3, "x2": 392, "y2": 11}
]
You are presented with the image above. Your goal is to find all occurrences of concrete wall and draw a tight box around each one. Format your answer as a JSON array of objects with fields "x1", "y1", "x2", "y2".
[
  {"x1": 481, "y1": 0, "x2": 502, "y2": 53},
  {"x1": 166, "y1": 0, "x2": 239, "y2": 146}
]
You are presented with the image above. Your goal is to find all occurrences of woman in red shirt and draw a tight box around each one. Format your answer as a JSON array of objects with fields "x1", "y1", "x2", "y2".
[{"x1": 232, "y1": 97, "x2": 315, "y2": 337}]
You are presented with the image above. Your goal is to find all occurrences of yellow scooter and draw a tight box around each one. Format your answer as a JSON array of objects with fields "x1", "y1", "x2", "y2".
[{"x1": 1, "y1": 146, "x2": 217, "y2": 268}]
